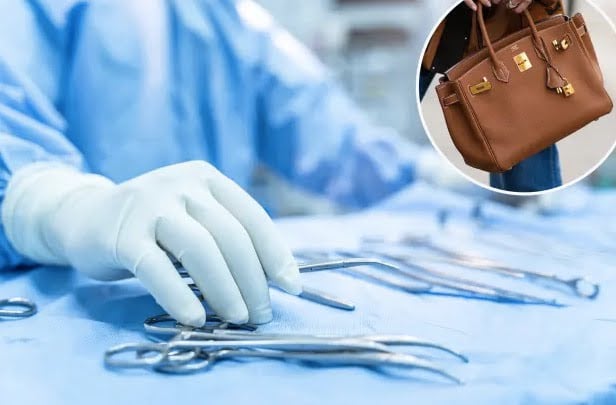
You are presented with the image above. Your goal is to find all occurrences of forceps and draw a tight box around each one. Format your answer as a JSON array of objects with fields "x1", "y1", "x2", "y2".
[
  {"x1": 105, "y1": 313, "x2": 466, "y2": 384},
  {"x1": 177, "y1": 257, "x2": 432, "y2": 311},
  {"x1": 358, "y1": 250, "x2": 561, "y2": 306},
  {"x1": 106, "y1": 337, "x2": 393, "y2": 367},
  {"x1": 302, "y1": 251, "x2": 559, "y2": 306},
  {"x1": 297, "y1": 256, "x2": 433, "y2": 294},
  {"x1": 369, "y1": 235, "x2": 600, "y2": 300},
  {"x1": 176, "y1": 261, "x2": 358, "y2": 311},
  {"x1": 143, "y1": 314, "x2": 469, "y2": 363},
  {"x1": 105, "y1": 342, "x2": 462, "y2": 384},
  {"x1": 0, "y1": 297, "x2": 37, "y2": 318}
]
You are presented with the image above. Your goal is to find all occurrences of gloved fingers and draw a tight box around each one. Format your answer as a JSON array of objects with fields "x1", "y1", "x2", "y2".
[
  {"x1": 186, "y1": 195, "x2": 272, "y2": 324},
  {"x1": 207, "y1": 175, "x2": 302, "y2": 296},
  {"x1": 156, "y1": 215, "x2": 249, "y2": 324},
  {"x1": 133, "y1": 246, "x2": 206, "y2": 327}
]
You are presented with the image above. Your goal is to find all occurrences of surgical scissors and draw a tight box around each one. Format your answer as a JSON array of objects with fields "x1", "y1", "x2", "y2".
[
  {"x1": 0, "y1": 297, "x2": 37, "y2": 318},
  {"x1": 105, "y1": 342, "x2": 462, "y2": 384},
  {"x1": 104, "y1": 313, "x2": 466, "y2": 384},
  {"x1": 106, "y1": 337, "x2": 393, "y2": 368},
  {"x1": 143, "y1": 314, "x2": 469, "y2": 363},
  {"x1": 367, "y1": 235, "x2": 600, "y2": 300}
]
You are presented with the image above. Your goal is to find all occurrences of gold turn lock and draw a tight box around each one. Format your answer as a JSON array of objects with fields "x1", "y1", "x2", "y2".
[
  {"x1": 552, "y1": 37, "x2": 571, "y2": 51},
  {"x1": 513, "y1": 52, "x2": 532, "y2": 72},
  {"x1": 469, "y1": 77, "x2": 492, "y2": 95},
  {"x1": 556, "y1": 81, "x2": 575, "y2": 97}
]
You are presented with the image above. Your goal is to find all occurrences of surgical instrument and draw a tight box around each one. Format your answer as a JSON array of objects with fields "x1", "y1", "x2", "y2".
[
  {"x1": 361, "y1": 249, "x2": 562, "y2": 306},
  {"x1": 107, "y1": 337, "x2": 393, "y2": 367},
  {"x1": 104, "y1": 312, "x2": 467, "y2": 384},
  {"x1": 143, "y1": 314, "x2": 468, "y2": 363},
  {"x1": 296, "y1": 256, "x2": 433, "y2": 294},
  {"x1": 301, "y1": 250, "x2": 561, "y2": 306},
  {"x1": 178, "y1": 257, "x2": 432, "y2": 311},
  {"x1": 176, "y1": 260, "x2": 360, "y2": 311},
  {"x1": 105, "y1": 342, "x2": 462, "y2": 384},
  {"x1": 0, "y1": 297, "x2": 37, "y2": 318},
  {"x1": 366, "y1": 235, "x2": 600, "y2": 300},
  {"x1": 144, "y1": 313, "x2": 257, "y2": 334},
  {"x1": 297, "y1": 287, "x2": 355, "y2": 311}
]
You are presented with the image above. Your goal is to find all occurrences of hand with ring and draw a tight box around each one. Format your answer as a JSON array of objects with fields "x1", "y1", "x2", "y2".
[
  {"x1": 464, "y1": 0, "x2": 533, "y2": 13},
  {"x1": 463, "y1": 0, "x2": 502, "y2": 11}
]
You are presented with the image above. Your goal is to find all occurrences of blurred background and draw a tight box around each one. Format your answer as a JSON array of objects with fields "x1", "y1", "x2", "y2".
[{"x1": 252, "y1": 0, "x2": 616, "y2": 212}]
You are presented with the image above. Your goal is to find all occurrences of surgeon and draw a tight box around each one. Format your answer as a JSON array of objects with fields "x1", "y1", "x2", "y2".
[{"x1": 0, "y1": 0, "x2": 451, "y2": 327}]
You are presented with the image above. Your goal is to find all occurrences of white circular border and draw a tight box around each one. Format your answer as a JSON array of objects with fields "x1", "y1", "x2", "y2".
[{"x1": 415, "y1": 0, "x2": 616, "y2": 196}]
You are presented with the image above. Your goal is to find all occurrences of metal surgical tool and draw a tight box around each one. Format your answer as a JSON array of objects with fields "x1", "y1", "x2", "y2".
[
  {"x1": 105, "y1": 342, "x2": 462, "y2": 384},
  {"x1": 305, "y1": 250, "x2": 559, "y2": 306},
  {"x1": 143, "y1": 314, "x2": 468, "y2": 363},
  {"x1": 297, "y1": 257, "x2": 433, "y2": 294},
  {"x1": 176, "y1": 260, "x2": 358, "y2": 311},
  {"x1": 177, "y1": 257, "x2": 432, "y2": 311},
  {"x1": 0, "y1": 297, "x2": 37, "y2": 318},
  {"x1": 369, "y1": 235, "x2": 599, "y2": 300},
  {"x1": 366, "y1": 249, "x2": 561, "y2": 306},
  {"x1": 104, "y1": 313, "x2": 466, "y2": 384}
]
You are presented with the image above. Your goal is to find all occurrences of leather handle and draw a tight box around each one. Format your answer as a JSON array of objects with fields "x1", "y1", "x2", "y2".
[
  {"x1": 476, "y1": 4, "x2": 566, "y2": 88},
  {"x1": 477, "y1": 4, "x2": 542, "y2": 82},
  {"x1": 477, "y1": 3, "x2": 510, "y2": 82}
]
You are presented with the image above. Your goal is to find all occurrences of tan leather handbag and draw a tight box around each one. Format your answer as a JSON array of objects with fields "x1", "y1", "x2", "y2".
[{"x1": 436, "y1": 5, "x2": 613, "y2": 172}]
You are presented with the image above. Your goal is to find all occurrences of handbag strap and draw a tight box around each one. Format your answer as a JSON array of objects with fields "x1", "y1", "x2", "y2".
[
  {"x1": 476, "y1": 3, "x2": 568, "y2": 89},
  {"x1": 468, "y1": 1, "x2": 565, "y2": 54}
]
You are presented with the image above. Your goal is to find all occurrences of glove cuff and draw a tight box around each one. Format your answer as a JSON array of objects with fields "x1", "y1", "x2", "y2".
[{"x1": 2, "y1": 163, "x2": 114, "y2": 265}]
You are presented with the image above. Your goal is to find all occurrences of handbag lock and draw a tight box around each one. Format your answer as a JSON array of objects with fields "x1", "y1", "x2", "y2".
[
  {"x1": 469, "y1": 77, "x2": 492, "y2": 95},
  {"x1": 513, "y1": 52, "x2": 533, "y2": 72},
  {"x1": 556, "y1": 79, "x2": 575, "y2": 97},
  {"x1": 552, "y1": 36, "x2": 571, "y2": 51}
]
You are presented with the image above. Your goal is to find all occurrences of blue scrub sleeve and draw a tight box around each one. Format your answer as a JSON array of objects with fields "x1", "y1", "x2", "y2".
[
  {"x1": 0, "y1": 58, "x2": 85, "y2": 268},
  {"x1": 250, "y1": 7, "x2": 422, "y2": 209}
]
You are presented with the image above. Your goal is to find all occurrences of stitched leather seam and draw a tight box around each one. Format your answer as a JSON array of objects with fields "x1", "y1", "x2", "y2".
[
  {"x1": 457, "y1": 83, "x2": 504, "y2": 172},
  {"x1": 569, "y1": 21, "x2": 613, "y2": 110},
  {"x1": 568, "y1": 19, "x2": 603, "y2": 83},
  {"x1": 443, "y1": 93, "x2": 459, "y2": 106}
]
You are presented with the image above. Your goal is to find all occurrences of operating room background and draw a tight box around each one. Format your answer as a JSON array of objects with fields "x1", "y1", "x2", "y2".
[{"x1": 253, "y1": 0, "x2": 616, "y2": 213}]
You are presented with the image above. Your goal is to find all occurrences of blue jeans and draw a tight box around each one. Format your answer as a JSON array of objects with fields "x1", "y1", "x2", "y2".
[{"x1": 419, "y1": 69, "x2": 562, "y2": 192}]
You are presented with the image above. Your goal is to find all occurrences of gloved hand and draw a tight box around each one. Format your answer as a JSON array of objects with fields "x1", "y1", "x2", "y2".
[{"x1": 2, "y1": 161, "x2": 302, "y2": 326}]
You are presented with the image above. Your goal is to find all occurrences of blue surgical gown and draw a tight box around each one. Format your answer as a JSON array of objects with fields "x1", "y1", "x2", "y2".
[{"x1": 0, "y1": 0, "x2": 422, "y2": 268}]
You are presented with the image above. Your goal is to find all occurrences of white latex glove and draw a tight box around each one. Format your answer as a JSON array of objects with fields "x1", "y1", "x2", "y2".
[{"x1": 2, "y1": 161, "x2": 302, "y2": 326}]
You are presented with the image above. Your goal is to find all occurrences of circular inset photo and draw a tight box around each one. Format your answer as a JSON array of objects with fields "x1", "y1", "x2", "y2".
[{"x1": 417, "y1": 0, "x2": 616, "y2": 194}]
